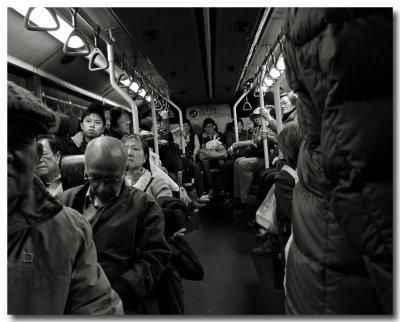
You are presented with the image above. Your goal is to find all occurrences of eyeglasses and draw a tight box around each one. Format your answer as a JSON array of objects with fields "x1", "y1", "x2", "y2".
[
  {"x1": 85, "y1": 173, "x2": 126, "y2": 185},
  {"x1": 205, "y1": 125, "x2": 214, "y2": 129}
]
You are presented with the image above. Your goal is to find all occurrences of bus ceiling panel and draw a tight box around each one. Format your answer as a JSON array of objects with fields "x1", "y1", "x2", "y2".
[
  {"x1": 110, "y1": 8, "x2": 207, "y2": 107},
  {"x1": 8, "y1": 8, "x2": 63, "y2": 69},
  {"x1": 75, "y1": 7, "x2": 169, "y2": 91},
  {"x1": 214, "y1": 8, "x2": 262, "y2": 102}
]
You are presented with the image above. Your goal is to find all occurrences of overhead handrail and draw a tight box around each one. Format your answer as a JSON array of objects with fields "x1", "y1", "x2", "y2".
[
  {"x1": 107, "y1": 29, "x2": 139, "y2": 134},
  {"x1": 24, "y1": 8, "x2": 60, "y2": 31},
  {"x1": 243, "y1": 96, "x2": 252, "y2": 111},
  {"x1": 63, "y1": 8, "x2": 90, "y2": 56},
  {"x1": 149, "y1": 89, "x2": 160, "y2": 156},
  {"x1": 258, "y1": 65, "x2": 269, "y2": 169},
  {"x1": 233, "y1": 80, "x2": 257, "y2": 142},
  {"x1": 88, "y1": 26, "x2": 109, "y2": 72},
  {"x1": 117, "y1": 54, "x2": 130, "y2": 89},
  {"x1": 159, "y1": 95, "x2": 185, "y2": 154}
]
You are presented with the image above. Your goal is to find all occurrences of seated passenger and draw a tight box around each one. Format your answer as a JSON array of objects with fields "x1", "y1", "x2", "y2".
[
  {"x1": 57, "y1": 136, "x2": 170, "y2": 314},
  {"x1": 122, "y1": 134, "x2": 172, "y2": 200},
  {"x1": 252, "y1": 123, "x2": 302, "y2": 258},
  {"x1": 198, "y1": 118, "x2": 226, "y2": 199},
  {"x1": 222, "y1": 118, "x2": 248, "y2": 148},
  {"x1": 233, "y1": 108, "x2": 276, "y2": 205},
  {"x1": 7, "y1": 81, "x2": 123, "y2": 314},
  {"x1": 110, "y1": 108, "x2": 131, "y2": 139},
  {"x1": 181, "y1": 119, "x2": 207, "y2": 205},
  {"x1": 64, "y1": 103, "x2": 105, "y2": 155},
  {"x1": 36, "y1": 134, "x2": 63, "y2": 196}
]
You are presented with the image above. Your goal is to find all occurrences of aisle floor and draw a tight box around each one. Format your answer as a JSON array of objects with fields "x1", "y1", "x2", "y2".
[{"x1": 182, "y1": 206, "x2": 286, "y2": 315}]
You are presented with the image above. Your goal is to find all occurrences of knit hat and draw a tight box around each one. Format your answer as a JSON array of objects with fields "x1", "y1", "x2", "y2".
[{"x1": 8, "y1": 81, "x2": 56, "y2": 134}]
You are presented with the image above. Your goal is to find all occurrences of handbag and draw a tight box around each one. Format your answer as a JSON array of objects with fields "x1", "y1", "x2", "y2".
[
  {"x1": 198, "y1": 147, "x2": 227, "y2": 161},
  {"x1": 255, "y1": 183, "x2": 278, "y2": 234},
  {"x1": 169, "y1": 234, "x2": 204, "y2": 281}
]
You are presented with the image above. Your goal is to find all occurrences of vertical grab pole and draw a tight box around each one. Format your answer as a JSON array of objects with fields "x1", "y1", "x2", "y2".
[
  {"x1": 106, "y1": 32, "x2": 139, "y2": 134},
  {"x1": 259, "y1": 65, "x2": 269, "y2": 169},
  {"x1": 160, "y1": 96, "x2": 185, "y2": 155},
  {"x1": 150, "y1": 90, "x2": 159, "y2": 156},
  {"x1": 273, "y1": 75, "x2": 284, "y2": 135},
  {"x1": 233, "y1": 89, "x2": 250, "y2": 143}
]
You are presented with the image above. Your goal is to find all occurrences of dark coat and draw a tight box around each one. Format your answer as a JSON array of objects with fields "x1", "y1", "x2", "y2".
[
  {"x1": 283, "y1": 8, "x2": 392, "y2": 314},
  {"x1": 8, "y1": 176, "x2": 123, "y2": 314},
  {"x1": 58, "y1": 182, "x2": 171, "y2": 313}
]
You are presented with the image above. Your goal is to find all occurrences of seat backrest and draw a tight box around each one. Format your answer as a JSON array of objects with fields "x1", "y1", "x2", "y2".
[{"x1": 60, "y1": 155, "x2": 86, "y2": 190}]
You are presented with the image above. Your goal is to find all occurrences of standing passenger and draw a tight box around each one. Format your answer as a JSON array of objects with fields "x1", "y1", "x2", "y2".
[
  {"x1": 64, "y1": 104, "x2": 105, "y2": 155},
  {"x1": 283, "y1": 8, "x2": 392, "y2": 314},
  {"x1": 58, "y1": 136, "x2": 171, "y2": 314},
  {"x1": 7, "y1": 81, "x2": 123, "y2": 314},
  {"x1": 110, "y1": 108, "x2": 131, "y2": 139}
]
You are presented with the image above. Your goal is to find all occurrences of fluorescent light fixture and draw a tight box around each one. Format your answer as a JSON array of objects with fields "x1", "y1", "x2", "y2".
[
  {"x1": 269, "y1": 67, "x2": 281, "y2": 79},
  {"x1": 12, "y1": 7, "x2": 83, "y2": 48},
  {"x1": 263, "y1": 77, "x2": 274, "y2": 87},
  {"x1": 129, "y1": 81, "x2": 139, "y2": 92},
  {"x1": 138, "y1": 88, "x2": 146, "y2": 98},
  {"x1": 120, "y1": 78, "x2": 131, "y2": 87},
  {"x1": 276, "y1": 55, "x2": 285, "y2": 71}
]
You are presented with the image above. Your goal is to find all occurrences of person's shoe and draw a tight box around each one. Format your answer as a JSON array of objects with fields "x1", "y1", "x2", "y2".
[
  {"x1": 192, "y1": 199, "x2": 206, "y2": 208},
  {"x1": 252, "y1": 238, "x2": 280, "y2": 258},
  {"x1": 189, "y1": 190, "x2": 208, "y2": 205},
  {"x1": 255, "y1": 231, "x2": 275, "y2": 242}
]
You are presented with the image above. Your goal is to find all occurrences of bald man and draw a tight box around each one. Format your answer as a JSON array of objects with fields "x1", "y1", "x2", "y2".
[{"x1": 58, "y1": 136, "x2": 170, "y2": 314}]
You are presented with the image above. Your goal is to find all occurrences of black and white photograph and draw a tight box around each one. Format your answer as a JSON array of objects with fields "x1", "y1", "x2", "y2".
[{"x1": 4, "y1": 4, "x2": 397, "y2": 318}]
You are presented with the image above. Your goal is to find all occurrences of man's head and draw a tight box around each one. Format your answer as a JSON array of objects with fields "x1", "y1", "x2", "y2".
[
  {"x1": 110, "y1": 108, "x2": 130, "y2": 137},
  {"x1": 36, "y1": 134, "x2": 62, "y2": 183},
  {"x1": 80, "y1": 105, "x2": 105, "y2": 142},
  {"x1": 84, "y1": 136, "x2": 128, "y2": 204},
  {"x1": 202, "y1": 118, "x2": 217, "y2": 135},
  {"x1": 8, "y1": 81, "x2": 56, "y2": 204}
]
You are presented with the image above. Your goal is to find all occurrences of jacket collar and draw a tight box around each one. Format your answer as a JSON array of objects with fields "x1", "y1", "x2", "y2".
[{"x1": 8, "y1": 176, "x2": 63, "y2": 234}]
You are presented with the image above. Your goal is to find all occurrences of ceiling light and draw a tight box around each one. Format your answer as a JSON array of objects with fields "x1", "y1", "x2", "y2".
[
  {"x1": 263, "y1": 77, "x2": 274, "y2": 87},
  {"x1": 129, "y1": 81, "x2": 139, "y2": 92},
  {"x1": 145, "y1": 95, "x2": 152, "y2": 102},
  {"x1": 276, "y1": 54, "x2": 285, "y2": 71},
  {"x1": 269, "y1": 66, "x2": 281, "y2": 79},
  {"x1": 138, "y1": 88, "x2": 146, "y2": 98}
]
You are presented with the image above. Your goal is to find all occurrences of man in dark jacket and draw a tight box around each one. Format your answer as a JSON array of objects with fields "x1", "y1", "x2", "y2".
[
  {"x1": 7, "y1": 81, "x2": 123, "y2": 314},
  {"x1": 58, "y1": 136, "x2": 171, "y2": 314},
  {"x1": 282, "y1": 8, "x2": 392, "y2": 314}
]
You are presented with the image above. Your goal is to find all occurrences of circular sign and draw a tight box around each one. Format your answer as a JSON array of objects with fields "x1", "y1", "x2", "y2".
[{"x1": 189, "y1": 109, "x2": 198, "y2": 118}]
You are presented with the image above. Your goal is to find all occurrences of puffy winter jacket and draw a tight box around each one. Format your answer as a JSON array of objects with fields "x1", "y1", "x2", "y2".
[
  {"x1": 8, "y1": 176, "x2": 123, "y2": 314},
  {"x1": 283, "y1": 8, "x2": 393, "y2": 314}
]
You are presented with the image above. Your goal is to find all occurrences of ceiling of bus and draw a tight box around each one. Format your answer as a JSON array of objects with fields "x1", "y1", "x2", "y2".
[{"x1": 7, "y1": 7, "x2": 286, "y2": 110}]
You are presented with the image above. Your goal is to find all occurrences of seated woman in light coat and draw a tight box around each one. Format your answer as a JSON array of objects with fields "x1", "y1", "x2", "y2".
[{"x1": 122, "y1": 134, "x2": 172, "y2": 199}]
